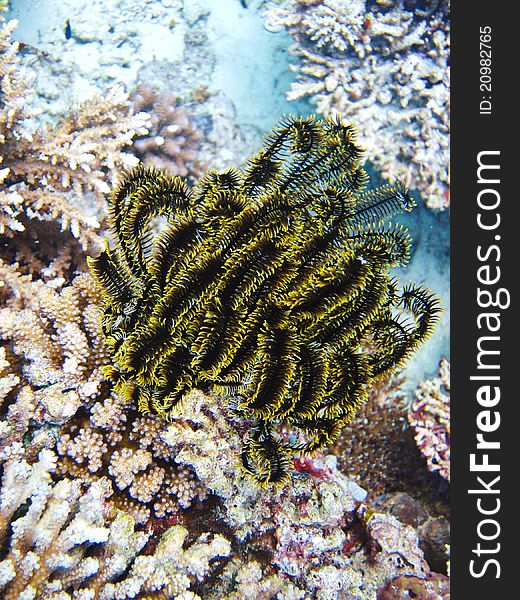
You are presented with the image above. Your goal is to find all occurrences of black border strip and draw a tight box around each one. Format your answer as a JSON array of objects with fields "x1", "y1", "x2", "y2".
[{"x1": 451, "y1": 2, "x2": 514, "y2": 596}]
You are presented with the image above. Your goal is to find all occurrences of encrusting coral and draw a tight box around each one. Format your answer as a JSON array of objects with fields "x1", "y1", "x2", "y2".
[
  {"x1": 263, "y1": 0, "x2": 450, "y2": 209},
  {"x1": 89, "y1": 114, "x2": 440, "y2": 484},
  {"x1": 408, "y1": 358, "x2": 450, "y2": 482},
  {"x1": 130, "y1": 83, "x2": 204, "y2": 180},
  {"x1": 0, "y1": 20, "x2": 149, "y2": 252}
]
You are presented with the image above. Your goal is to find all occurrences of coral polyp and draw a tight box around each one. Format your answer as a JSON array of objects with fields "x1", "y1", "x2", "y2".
[{"x1": 88, "y1": 115, "x2": 440, "y2": 484}]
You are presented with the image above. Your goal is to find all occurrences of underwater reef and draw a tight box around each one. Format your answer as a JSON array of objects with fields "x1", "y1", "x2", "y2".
[
  {"x1": 1, "y1": 5, "x2": 450, "y2": 598},
  {"x1": 0, "y1": 20, "x2": 149, "y2": 254},
  {"x1": 263, "y1": 0, "x2": 450, "y2": 210}
]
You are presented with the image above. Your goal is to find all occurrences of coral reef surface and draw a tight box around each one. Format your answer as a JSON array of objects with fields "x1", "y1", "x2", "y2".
[
  {"x1": 0, "y1": 2, "x2": 450, "y2": 596},
  {"x1": 130, "y1": 83, "x2": 205, "y2": 180},
  {"x1": 0, "y1": 383, "x2": 446, "y2": 599},
  {"x1": 1, "y1": 21, "x2": 149, "y2": 252}
]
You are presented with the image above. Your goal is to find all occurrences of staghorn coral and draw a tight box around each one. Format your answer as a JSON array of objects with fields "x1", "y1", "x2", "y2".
[
  {"x1": 0, "y1": 20, "x2": 149, "y2": 251},
  {"x1": 89, "y1": 115, "x2": 440, "y2": 485},
  {"x1": 0, "y1": 445, "x2": 230, "y2": 599},
  {"x1": 0, "y1": 448, "x2": 111, "y2": 599},
  {"x1": 130, "y1": 83, "x2": 204, "y2": 180},
  {"x1": 408, "y1": 358, "x2": 450, "y2": 482},
  {"x1": 3, "y1": 224, "x2": 90, "y2": 285},
  {"x1": 263, "y1": 0, "x2": 450, "y2": 209}
]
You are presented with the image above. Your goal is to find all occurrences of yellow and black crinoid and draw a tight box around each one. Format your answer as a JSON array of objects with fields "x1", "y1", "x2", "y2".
[{"x1": 89, "y1": 115, "x2": 441, "y2": 485}]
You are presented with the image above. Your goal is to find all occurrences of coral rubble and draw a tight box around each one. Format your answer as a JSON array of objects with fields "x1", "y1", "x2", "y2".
[
  {"x1": 89, "y1": 115, "x2": 440, "y2": 484},
  {"x1": 263, "y1": 0, "x2": 450, "y2": 209}
]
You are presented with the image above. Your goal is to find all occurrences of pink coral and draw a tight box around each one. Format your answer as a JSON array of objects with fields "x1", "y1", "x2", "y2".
[{"x1": 408, "y1": 359, "x2": 450, "y2": 482}]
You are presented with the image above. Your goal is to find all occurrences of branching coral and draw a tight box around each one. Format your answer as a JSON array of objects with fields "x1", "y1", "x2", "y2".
[
  {"x1": 90, "y1": 115, "x2": 440, "y2": 484},
  {"x1": 263, "y1": 0, "x2": 450, "y2": 209},
  {"x1": 408, "y1": 358, "x2": 450, "y2": 482},
  {"x1": 57, "y1": 391, "x2": 207, "y2": 525},
  {"x1": 0, "y1": 270, "x2": 108, "y2": 404},
  {"x1": 0, "y1": 20, "x2": 149, "y2": 251},
  {"x1": 0, "y1": 445, "x2": 230, "y2": 599},
  {"x1": 0, "y1": 368, "x2": 442, "y2": 598},
  {"x1": 101, "y1": 524, "x2": 230, "y2": 599},
  {"x1": 0, "y1": 449, "x2": 111, "y2": 599},
  {"x1": 130, "y1": 83, "x2": 204, "y2": 180}
]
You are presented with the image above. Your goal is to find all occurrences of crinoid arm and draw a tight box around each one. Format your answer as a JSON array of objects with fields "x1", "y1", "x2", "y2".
[{"x1": 91, "y1": 115, "x2": 441, "y2": 485}]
